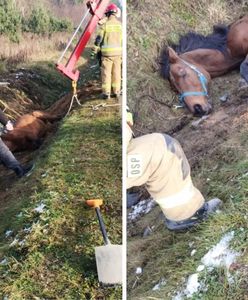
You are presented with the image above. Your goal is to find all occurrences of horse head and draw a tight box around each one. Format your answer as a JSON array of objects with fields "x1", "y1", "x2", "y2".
[{"x1": 167, "y1": 47, "x2": 212, "y2": 116}]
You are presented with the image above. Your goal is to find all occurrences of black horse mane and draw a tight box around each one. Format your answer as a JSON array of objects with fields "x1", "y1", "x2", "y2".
[{"x1": 160, "y1": 25, "x2": 229, "y2": 79}]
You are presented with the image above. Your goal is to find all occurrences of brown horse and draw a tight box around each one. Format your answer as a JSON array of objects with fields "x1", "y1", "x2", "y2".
[
  {"x1": 1, "y1": 94, "x2": 72, "y2": 152},
  {"x1": 161, "y1": 27, "x2": 242, "y2": 116},
  {"x1": 1, "y1": 84, "x2": 100, "y2": 152},
  {"x1": 227, "y1": 15, "x2": 248, "y2": 82}
]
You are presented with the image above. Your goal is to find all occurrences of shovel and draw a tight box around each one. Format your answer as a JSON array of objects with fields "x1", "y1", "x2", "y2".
[{"x1": 86, "y1": 199, "x2": 122, "y2": 285}]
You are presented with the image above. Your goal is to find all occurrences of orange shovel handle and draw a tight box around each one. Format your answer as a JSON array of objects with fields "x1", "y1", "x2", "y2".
[{"x1": 86, "y1": 199, "x2": 103, "y2": 208}]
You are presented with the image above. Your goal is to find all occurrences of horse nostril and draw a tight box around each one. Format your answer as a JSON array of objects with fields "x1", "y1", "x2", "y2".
[{"x1": 193, "y1": 104, "x2": 204, "y2": 116}]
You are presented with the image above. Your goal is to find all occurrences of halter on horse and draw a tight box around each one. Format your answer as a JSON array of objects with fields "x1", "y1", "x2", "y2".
[
  {"x1": 178, "y1": 59, "x2": 209, "y2": 110},
  {"x1": 161, "y1": 26, "x2": 241, "y2": 116}
]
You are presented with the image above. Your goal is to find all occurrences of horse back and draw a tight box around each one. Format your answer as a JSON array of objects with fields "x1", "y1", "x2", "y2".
[{"x1": 228, "y1": 15, "x2": 248, "y2": 57}]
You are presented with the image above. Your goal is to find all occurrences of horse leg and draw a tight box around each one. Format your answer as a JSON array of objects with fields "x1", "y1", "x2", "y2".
[{"x1": 240, "y1": 54, "x2": 248, "y2": 82}]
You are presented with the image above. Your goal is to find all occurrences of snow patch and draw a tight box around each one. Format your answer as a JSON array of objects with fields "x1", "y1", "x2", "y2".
[
  {"x1": 0, "y1": 258, "x2": 8, "y2": 265},
  {"x1": 201, "y1": 231, "x2": 238, "y2": 269},
  {"x1": 188, "y1": 241, "x2": 194, "y2": 248},
  {"x1": 135, "y1": 267, "x2": 142, "y2": 275},
  {"x1": 128, "y1": 198, "x2": 156, "y2": 221},
  {"x1": 185, "y1": 274, "x2": 201, "y2": 297},
  {"x1": 34, "y1": 203, "x2": 46, "y2": 214},
  {"x1": 196, "y1": 265, "x2": 205, "y2": 272},
  {"x1": 5, "y1": 230, "x2": 13, "y2": 238},
  {"x1": 23, "y1": 226, "x2": 32, "y2": 234},
  {"x1": 18, "y1": 239, "x2": 26, "y2": 247},
  {"x1": 16, "y1": 212, "x2": 23, "y2": 218},
  {"x1": 172, "y1": 274, "x2": 203, "y2": 300},
  {"x1": 152, "y1": 278, "x2": 167, "y2": 291},
  {"x1": 173, "y1": 231, "x2": 240, "y2": 299}
]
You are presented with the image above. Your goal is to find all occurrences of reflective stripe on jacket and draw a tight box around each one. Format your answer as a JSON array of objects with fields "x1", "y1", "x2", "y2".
[{"x1": 93, "y1": 15, "x2": 122, "y2": 57}]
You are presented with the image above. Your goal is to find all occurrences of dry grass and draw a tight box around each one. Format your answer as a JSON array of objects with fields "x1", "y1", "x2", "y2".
[{"x1": 0, "y1": 32, "x2": 74, "y2": 67}]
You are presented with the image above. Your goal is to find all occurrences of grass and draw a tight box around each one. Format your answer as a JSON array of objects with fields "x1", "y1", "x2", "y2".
[
  {"x1": 0, "y1": 103, "x2": 122, "y2": 299},
  {"x1": 0, "y1": 5, "x2": 121, "y2": 298},
  {"x1": 127, "y1": 131, "x2": 248, "y2": 299},
  {"x1": 127, "y1": 0, "x2": 248, "y2": 299}
]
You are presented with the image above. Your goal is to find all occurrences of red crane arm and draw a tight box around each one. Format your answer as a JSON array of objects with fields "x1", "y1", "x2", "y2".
[{"x1": 56, "y1": 0, "x2": 110, "y2": 82}]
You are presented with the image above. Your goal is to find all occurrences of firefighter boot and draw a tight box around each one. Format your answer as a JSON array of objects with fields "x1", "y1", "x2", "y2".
[
  {"x1": 14, "y1": 163, "x2": 35, "y2": 178},
  {"x1": 165, "y1": 198, "x2": 222, "y2": 231},
  {"x1": 127, "y1": 192, "x2": 140, "y2": 208},
  {"x1": 101, "y1": 93, "x2": 111, "y2": 100}
]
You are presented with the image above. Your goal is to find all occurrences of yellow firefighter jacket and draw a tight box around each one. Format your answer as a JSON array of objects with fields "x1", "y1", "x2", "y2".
[{"x1": 93, "y1": 15, "x2": 122, "y2": 57}]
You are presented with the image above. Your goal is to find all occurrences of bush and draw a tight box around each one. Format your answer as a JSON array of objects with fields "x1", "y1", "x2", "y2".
[
  {"x1": 25, "y1": 7, "x2": 50, "y2": 35},
  {"x1": 0, "y1": 0, "x2": 22, "y2": 42},
  {"x1": 0, "y1": 1, "x2": 73, "y2": 42},
  {"x1": 24, "y1": 7, "x2": 72, "y2": 35}
]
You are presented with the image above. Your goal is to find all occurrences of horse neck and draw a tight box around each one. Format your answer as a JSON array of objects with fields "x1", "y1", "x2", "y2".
[
  {"x1": 180, "y1": 49, "x2": 241, "y2": 77},
  {"x1": 46, "y1": 93, "x2": 73, "y2": 117}
]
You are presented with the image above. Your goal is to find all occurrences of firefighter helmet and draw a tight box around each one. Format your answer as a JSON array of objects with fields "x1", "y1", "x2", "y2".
[{"x1": 105, "y1": 3, "x2": 118, "y2": 14}]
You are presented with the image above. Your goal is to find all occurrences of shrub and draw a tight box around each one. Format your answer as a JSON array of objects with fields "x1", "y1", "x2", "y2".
[
  {"x1": 25, "y1": 7, "x2": 50, "y2": 35},
  {"x1": 0, "y1": 2, "x2": 73, "y2": 42},
  {"x1": 0, "y1": 0, "x2": 22, "y2": 42}
]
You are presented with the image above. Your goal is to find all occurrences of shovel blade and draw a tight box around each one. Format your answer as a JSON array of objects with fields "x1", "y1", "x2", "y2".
[{"x1": 95, "y1": 244, "x2": 122, "y2": 285}]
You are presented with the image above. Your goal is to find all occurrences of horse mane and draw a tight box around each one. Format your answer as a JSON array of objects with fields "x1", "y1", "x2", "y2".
[{"x1": 160, "y1": 25, "x2": 229, "y2": 79}]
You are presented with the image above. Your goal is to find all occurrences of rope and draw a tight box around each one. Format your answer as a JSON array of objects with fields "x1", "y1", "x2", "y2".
[
  {"x1": 65, "y1": 81, "x2": 121, "y2": 117},
  {"x1": 84, "y1": 103, "x2": 121, "y2": 111},
  {"x1": 65, "y1": 81, "x2": 84, "y2": 117}
]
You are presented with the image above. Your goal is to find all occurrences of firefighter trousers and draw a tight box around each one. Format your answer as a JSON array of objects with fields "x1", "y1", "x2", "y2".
[
  {"x1": 127, "y1": 133, "x2": 205, "y2": 221},
  {"x1": 0, "y1": 138, "x2": 21, "y2": 171},
  {"x1": 101, "y1": 56, "x2": 122, "y2": 95}
]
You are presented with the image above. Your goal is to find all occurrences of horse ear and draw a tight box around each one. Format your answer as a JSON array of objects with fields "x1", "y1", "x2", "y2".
[{"x1": 168, "y1": 47, "x2": 179, "y2": 63}]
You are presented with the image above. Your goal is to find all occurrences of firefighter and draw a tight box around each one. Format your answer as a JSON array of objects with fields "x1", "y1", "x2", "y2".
[
  {"x1": 91, "y1": 3, "x2": 122, "y2": 99},
  {"x1": 0, "y1": 109, "x2": 34, "y2": 178},
  {"x1": 126, "y1": 111, "x2": 222, "y2": 231}
]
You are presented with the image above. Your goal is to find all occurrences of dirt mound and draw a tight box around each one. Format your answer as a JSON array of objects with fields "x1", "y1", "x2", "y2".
[{"x1": 175, "y1": 84, "x2": 248, "y2": 167}]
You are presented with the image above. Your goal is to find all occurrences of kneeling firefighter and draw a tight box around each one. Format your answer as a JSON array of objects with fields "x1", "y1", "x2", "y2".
[
  {"x1": 91, "y1": 3, "x2": 122, "y2": 99},
  {"x1": 126, "y1": 111, "x2": 222, "y2": 231},
  {"x1": 0, "y1": 109, "x2": 34, "y2": 178}
]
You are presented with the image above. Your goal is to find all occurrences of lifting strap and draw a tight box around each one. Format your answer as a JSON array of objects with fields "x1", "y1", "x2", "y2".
[{"x1": 65, "y1": 81, "x2": 84, "y2": 117}]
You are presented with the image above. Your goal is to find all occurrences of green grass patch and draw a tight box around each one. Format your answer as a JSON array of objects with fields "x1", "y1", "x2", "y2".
[{"x1": 0, "y1": 104, "x2": 122, "y2": 299}]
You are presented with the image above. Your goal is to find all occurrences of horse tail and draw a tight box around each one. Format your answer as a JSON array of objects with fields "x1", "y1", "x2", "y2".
[{"x1": 159, "y1": 45, "x2": 170, "y2": 79}]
